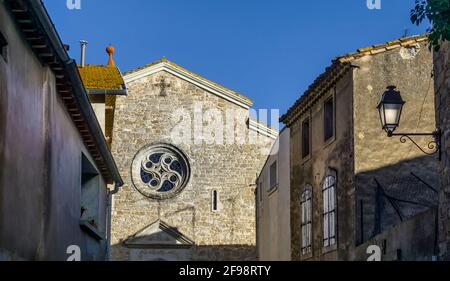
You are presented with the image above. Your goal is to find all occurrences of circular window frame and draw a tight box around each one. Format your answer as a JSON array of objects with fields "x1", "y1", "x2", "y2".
[{"x1": 131, "y1": 143, "x2": 191, "y2": 200}]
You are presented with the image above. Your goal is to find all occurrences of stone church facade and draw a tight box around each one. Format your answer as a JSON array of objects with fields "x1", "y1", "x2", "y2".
[{"x1": 110, "y1": 58, "x2": 276, "y2": 261}]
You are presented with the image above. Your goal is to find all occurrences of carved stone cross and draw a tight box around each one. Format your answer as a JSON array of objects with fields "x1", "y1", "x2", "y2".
[{"x1": 155, "y1": 77, "x2": 171, "y2": 97}]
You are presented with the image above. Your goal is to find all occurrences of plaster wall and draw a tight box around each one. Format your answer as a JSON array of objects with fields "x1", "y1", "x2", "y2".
[{"x1": 0, "y1": 3, "x2": 109, "y2": 261}]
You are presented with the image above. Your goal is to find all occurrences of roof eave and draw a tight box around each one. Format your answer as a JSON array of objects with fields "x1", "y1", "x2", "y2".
[
  {"x1": 6, "y1": 0, "x2": 123, "y2": 186},
  {"x1": 86, "y1": 88, "x2": 128, "y2": 96},
  {"x1": 281, "y1": 62, "x2": 352, "y2": 126}
]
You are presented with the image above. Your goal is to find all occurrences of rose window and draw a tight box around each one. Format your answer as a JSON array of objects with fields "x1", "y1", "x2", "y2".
[{"x1": 131, "y1": 144, "x2": 190, "y2": 200}]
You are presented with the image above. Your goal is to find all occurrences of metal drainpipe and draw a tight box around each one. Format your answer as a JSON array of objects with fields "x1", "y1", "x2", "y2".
[{"x1": 106, "y1": 182, "x2": 122, "y2": 261}]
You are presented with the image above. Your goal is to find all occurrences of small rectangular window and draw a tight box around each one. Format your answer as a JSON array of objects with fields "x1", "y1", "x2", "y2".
[
  {"x1": 302, "y1": 117, "x2": 311, "y2": 158},
  {"x1": 324, "y1": 96, "x2": 335, "y2": 142},
  {"x1": 270, "y1": 162, "x2": 278, "y2": 190},
  {"x1": 0, "y1": 31, "x2": 7, "y2": 62}
]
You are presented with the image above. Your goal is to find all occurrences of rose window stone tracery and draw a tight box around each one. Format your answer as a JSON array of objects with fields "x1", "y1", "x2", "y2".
[{"x1": 131, "y1": 144, "x2": 190, "y2": 200}]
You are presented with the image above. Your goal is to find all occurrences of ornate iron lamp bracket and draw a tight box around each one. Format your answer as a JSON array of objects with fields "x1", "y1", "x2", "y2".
[{"x1": 387, "y1": 130, "x2": 442, "y2": 161}]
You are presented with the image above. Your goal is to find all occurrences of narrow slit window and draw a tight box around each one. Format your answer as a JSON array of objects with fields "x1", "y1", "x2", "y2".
[
  {"x1": 302, "y1": 117, "x2": 311, "y2": 158},
  {"x1": 324, "y1": 96, "x2": 335, "y2": 142},
  {"x1": 212, "y1": 190, "x2": 218, "y2": 212}
]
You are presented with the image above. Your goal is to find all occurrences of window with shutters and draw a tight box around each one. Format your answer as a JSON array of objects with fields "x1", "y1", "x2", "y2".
[{"x1": 323, "y1": 175, "x2": 336, "y2": 248}]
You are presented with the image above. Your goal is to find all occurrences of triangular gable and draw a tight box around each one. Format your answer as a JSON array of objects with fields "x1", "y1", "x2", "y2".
[
  {"x1": 123, "y1": 58, "x2": 254, "y2": 109},
  {"x1": 124, "y1": 220, "x2": 194, "y2": 249}
]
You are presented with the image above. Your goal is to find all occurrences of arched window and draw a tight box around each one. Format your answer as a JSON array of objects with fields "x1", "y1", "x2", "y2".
[
  {"x1": 301, "y1": 187, "x2": 313, "y2": 255},
  {"x1": 323, "y1": 175, "x2": 336, "y2": 247}
]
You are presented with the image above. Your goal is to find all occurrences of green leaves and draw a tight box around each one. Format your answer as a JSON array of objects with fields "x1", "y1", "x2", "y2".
[{"x1": 410, "y1": 0, "x2": 450, "y2": 51}]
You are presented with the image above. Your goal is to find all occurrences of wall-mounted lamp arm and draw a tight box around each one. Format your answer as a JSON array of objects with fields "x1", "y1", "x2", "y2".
[{"x1": 387, "y1": 130, "x2": 442, "y2": 161}]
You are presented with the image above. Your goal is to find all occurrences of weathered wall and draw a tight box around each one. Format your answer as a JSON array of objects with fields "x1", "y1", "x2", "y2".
[
  {"x1": 434, "y1": 41, "x2": 450, "y2": 260},
  {"x1": 111, "y1": 70, "x2": 274, "y2": 261},
  {"x1": 290, "y1": 71, "x2": 355, "y2": 261},
  {"x1": 257, "y1": 128, "x2": 291, "y2": 261},
  {"x1": 354, "y1": 208, "x2": 437, "y2": 261},
  {"x1": 0, "y1": 3, "x2": 109, "y2": 261},
  {"x1": 353, "y1": 42, "x2": 438, "y2": 246}
]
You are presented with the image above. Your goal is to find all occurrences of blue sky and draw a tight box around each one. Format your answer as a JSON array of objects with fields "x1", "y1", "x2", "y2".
[{"x1": 44, "y1": 0, "x2": 428, "y2": 116}]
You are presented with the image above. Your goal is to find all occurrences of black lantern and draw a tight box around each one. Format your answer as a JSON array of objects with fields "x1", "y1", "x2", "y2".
[
  {"x1": 377, "y1": 85, "x2": 441, "y2": 161},
  {"x1": 377, "y1": 86, "x2": 405, "y2": 136}
]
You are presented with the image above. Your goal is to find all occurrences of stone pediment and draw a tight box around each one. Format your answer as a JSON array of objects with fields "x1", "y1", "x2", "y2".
[
  {"x1": 123, "y1": 58, "x2": 253, "y2": 109},
  {"x1": 124, "y1": 220, "x2": 194, "y2": 249}
]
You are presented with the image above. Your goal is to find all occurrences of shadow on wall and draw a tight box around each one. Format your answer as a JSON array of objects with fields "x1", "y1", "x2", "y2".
[
  {"x1": 109, "y1": 219, "x2": 257, "y2": 261},
  {"x1": 356, "y1": 155, "x2": 439, "y2": 246},
  {"x1": 110, "y1": 222, "x2": 257, "y2": 261},
  {"x1": 354, "y1": 207, "x2": 438, "y2": 261},
  {"x1": 111, "y1": 243, "x2": 257, "y2": 261}
]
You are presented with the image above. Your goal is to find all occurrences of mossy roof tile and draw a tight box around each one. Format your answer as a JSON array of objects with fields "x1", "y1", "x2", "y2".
[{"x1": 78, "y1": 65, "x2": 125, "y2": 90}]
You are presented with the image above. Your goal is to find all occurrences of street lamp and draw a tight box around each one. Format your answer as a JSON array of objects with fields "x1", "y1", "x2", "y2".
[
  {"x1": 377, "y1": 86, "x2": 442, "y2": 161},
  {"x1": 377, "y1": 86, "x2": 405, "y2": 135}
]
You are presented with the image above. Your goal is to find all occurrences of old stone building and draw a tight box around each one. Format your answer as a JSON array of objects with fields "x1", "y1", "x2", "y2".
[
  {"x1": 281, "y1": 35, "x2": 439, "y2": 261},
  {"x1": 0, "y1": 0, "x2": 123, "y2": 261},
  {"x1": 110, "y1": 58, "x2": 277, "y2": 261},
  {"x1": 434, "y1": 41, "x2": 450, "y2": 260}
]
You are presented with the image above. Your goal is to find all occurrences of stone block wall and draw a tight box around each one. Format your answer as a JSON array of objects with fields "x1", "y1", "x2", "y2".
[
  {"x1": 353, "y1": 42, "x2": 438, "y2": 245},
  {"x1": 435, "y1": 41, "x2": 450, "y2": 260}
]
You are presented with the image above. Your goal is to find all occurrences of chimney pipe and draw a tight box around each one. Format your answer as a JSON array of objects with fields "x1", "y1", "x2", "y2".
[{"x1": 80, "y1": 40, "x2": 88, "y2": 67}]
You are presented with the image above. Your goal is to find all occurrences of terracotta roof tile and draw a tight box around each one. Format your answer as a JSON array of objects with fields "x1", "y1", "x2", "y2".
[
  {"x1": 335, "y1": 34, "x2": 428, "y2": 63},
  {"x1": 78, "y1": 65, "x2": 126, "y2": 90}
]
